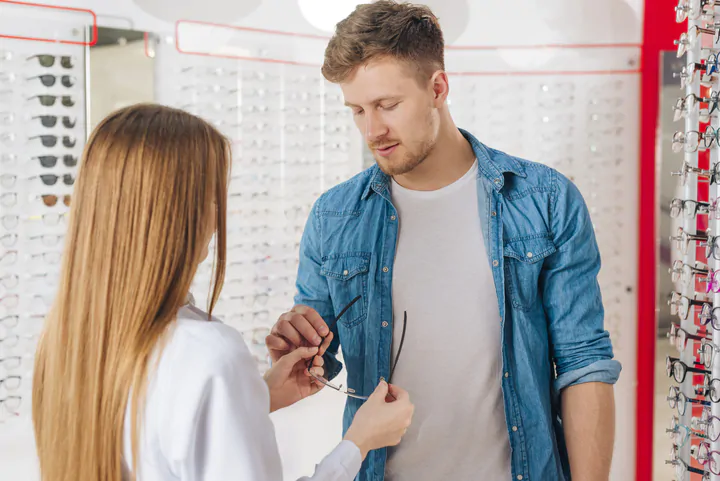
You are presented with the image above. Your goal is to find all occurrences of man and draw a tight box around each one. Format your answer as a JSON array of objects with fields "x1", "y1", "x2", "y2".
[{"x1": 267, "y1": 2, "x2": 621, "y2": 480}]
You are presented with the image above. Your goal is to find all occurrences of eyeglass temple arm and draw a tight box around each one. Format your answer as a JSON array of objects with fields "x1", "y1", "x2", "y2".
[
  {"x1": 307, "y1": 295, "x2": 362, "y2": 370},
  {"x1": 388, "y1": 311, "x2": 407, "y2": 385}
]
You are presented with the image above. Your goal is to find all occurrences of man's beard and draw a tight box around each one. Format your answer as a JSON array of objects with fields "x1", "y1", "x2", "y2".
[{"x1": 375, "y1": 138, "x2": 435, "y2": 176}]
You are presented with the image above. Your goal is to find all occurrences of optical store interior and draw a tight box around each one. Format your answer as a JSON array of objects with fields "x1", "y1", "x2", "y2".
[{"x1": 0, "y1": 0, "x2": 714, "y2": 480}]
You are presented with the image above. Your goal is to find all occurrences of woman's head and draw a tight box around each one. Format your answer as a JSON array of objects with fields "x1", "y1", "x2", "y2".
[{"x1": 32, "y1": 103, "x2": 229, "y2": 481}]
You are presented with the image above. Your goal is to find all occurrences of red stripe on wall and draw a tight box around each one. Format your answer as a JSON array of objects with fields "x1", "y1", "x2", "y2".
[{"x1": 638, "y1": 2, "x2": 685, "y2": 480}]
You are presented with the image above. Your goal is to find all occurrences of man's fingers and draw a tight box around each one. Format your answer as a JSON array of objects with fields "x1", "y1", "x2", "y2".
[
  {"x1": 288, "y1": 312, "x2": 324, "y2": 346},
  {"x1": 272, "y1": 315, "x2": 304, "y2": 347},
  {"x1": 291, "y1": 305, "x2": 330, "y2": 337},
  {"x1": 265, "y1": 333, "x2": 290, "y2": 352},
  {"x1": 312, "y1": 354, "x2": 325, "y2": 368}
]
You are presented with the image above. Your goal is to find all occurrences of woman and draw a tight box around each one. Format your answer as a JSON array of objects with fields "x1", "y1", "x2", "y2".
[{"x1": 31, "y1": 104, "x2": 414, "y2": 481}]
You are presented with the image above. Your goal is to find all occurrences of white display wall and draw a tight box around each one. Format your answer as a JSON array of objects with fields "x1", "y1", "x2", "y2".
[{"x1": 0, "y1": 1, "x2": 642, "y2": 480}]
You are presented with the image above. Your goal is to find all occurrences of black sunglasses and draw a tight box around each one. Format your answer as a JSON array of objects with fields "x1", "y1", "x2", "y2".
[
  {"x1": 29, "y1": 135, "x2": 76, "y2": 148},
  {"x1": 307, "y1": 295, "x2": 407, "y2": 400},
  {"x1": 27, "y1": 75, "x2": 76, "y2": 88},
  {"x1": 33, "y1": 155, "x2": 78, "y2": 168},
  {"x1": 32, "y1": 115, "x2": 76, "y2": 129},
  {"x1": 27, "y1": 95, "x2": 75, "y2": 107},
  {"x1": 26, "y1": 55, "x2": 75, "y2": 69},
  {"x1": 36, "y1": 174, "x2": 75, "y2": 186}
]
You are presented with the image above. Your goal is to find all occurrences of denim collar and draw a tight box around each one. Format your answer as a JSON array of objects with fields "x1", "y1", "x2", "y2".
[{"x1": 361, "y1": 128, "x2": 527, "y2": 200}]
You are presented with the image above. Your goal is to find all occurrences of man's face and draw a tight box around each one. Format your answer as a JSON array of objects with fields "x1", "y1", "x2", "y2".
[{"x1": 340, "y1": 58, "x2": 440, "y2": 176}]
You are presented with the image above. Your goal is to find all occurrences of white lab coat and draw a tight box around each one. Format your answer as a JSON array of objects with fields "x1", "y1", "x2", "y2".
[{"x1": 122, "y1": 304, "x2": 361, "y2": 481}]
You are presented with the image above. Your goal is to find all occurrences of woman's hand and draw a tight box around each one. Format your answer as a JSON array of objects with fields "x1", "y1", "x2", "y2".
[{"x1": 263, "y1": 333, "x2": 333, "y2": 413}]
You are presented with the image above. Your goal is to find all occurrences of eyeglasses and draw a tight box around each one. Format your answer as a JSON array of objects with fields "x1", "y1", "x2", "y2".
[
  {"x1": 0, "y1": 234, "x2": 17, "y2": 248},
  {"x1": 671, "y1": 227, "x2": 709, "y2": 255},
  {"x1": 667, "y1": 455, "x2": 710, "y2": 479},
  {"x1": 29, "y1": 135, "x2": 76, "y2": 148},
  {"x1": 696, "y1": 376, "x2": 720, "y2": 403},
  {"x1": 705, "y1": 235, "x2": 720, "y2": 260},
  {"x1": 26, "y1": 54, "x2": 75, "y2": 68},
  {"x1": 0, "y1": 251, "x2": 17, "y2": 267},
  {"x1": 668, "y1": 291, "x2": 712, "y2": 320},
  {"x1": 32, "y1": 115, "x2": 76, "y2": 129},
  {"x1": 672, "y1": 130, "x2": 713, "y2": 153},
  {"x1": 670, "y1": 198, "x2": 711, "y2": 218},
  {"x1": 673, "y1": 92, "x2": 720, "y2": 123},
  {"x1": 27, "y1": 95, "x2": 75, "y2": 107},
  {"x1": 39, "y1": 195, "x2": 71, "y2": 207},
  {"x1": 34, "y1": 155, "x2": 78, "y2": 168},
  {"x1": 675, "y1": 26, "x2": 718, "y2": 57},
  {"x1": 668, "y1": 385, "x2": 712, "y2": 416},
  {"x1": 0, "y1": 376, "x2": 20, "y2": 392},
  {"x1": 668, "y1": 415, "x2": 709, "y2": 448},
  {"x1": 0, "y1": 316, "x2": 19, "y2": 329},
  {"x1": 29, "y1": 174, "x2": 75, "y2": 186},
  {"x1": 0, "y1": 193, "x2": 17, "y2": 207},
  {"x1": 695, "y1": 410, "x2": 720, "y2": 442},
  {"x1": 668, "y1": 323, "x2": 710, "y2": 352},
  {"x1": 701, "y1": 338, "x2": 720, "y2": 368},
  {"x1": 0, "y1": 395, "x2": 20, "y2": 414},
  {"x1": 695, "y1": 441, "x2": 720, "y2": 475},
  {"x1": 676, "y1": 62, "x2": 716, "y2": 89},
  {"x1": 671, "y1": 160, "x2": 717, "y2": 185},
  {"x1": 667, "y1": 355, "x2": 710, "y2": 383},
  {"x1": 670, "y1": 260, "x2": 709, "y2": 286},
  {"x1": 26, "y1": 74, "x2": 76, "y2": 88},
  {"x1": 307, "y1": 295, "x2": 407, "y2": 400}
]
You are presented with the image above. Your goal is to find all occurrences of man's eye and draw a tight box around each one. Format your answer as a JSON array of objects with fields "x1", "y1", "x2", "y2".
[{"x1": 382, "y1": 103, "x2": 399, "y2": 110}]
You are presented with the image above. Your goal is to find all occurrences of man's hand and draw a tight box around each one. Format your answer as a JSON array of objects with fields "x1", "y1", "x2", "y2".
[
  {"x1": 263, "y1": 333, "x2": 334, "y2": 413},
  {"x1": 265, "y1": 305, "x2": 330, "y2": 363}
]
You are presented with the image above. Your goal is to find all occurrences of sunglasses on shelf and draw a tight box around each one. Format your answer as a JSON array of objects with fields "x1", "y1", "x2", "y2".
[
  {"x1": 33, "y1": 155, "x2": 78, "y2": 168},
  {"x1": 32, "y1": 115, "x2": 76, "y2": 129},
  {"x1": 29, "y1": 135, "x2": 76, "y2": 148},
  {"x1": 27, "y1": 95, "x2": 75, "y2": 107},
  {"x1": 26, "y1": 54, "x2": 75, "y2": 69},
  {"x1": 29, "y1": 174, "x2": 75, "y2": 186},
  {"x1": 39, "y1": 194, "x2": 71, "y2": 207},
  {"x1": 27, "y1": 74, "x2": 76, "y2": 88}
]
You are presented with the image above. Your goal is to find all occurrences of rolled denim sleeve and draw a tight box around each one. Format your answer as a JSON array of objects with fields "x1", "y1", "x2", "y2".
[
  {"x1": 294, "y1": 197, "x2": 343, "y2": 381},
  {"x1": 541, "y1": 170, "x2": 622, "y2": 393}
]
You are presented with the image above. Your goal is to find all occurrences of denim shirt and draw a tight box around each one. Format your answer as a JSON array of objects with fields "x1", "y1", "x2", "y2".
[{"x1": 294, "y1": 129, "x2": 622, "y2": 481}]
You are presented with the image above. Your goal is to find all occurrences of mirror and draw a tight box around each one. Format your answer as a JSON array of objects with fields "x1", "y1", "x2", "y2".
[{"x1": 86, "y1": 26, "x2": 155, "y2": 134}]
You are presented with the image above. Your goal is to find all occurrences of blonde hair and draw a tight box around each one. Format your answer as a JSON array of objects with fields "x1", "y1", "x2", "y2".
[
  {"x1": 321, "y1": 0, "x2": 445, "y2": 84},
  {"x1": 32, "y1": 103, "x2": 229, "y2": 481}
]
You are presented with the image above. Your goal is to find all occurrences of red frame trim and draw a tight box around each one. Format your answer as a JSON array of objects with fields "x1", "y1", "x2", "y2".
[{"x1": 0, "y1": 0, "x2": 96, "y2": 46}]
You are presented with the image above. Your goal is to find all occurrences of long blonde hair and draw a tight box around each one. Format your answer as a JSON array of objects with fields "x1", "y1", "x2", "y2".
[{"x1": 32, "y1": 104, "x2": 229, "y2": 481}]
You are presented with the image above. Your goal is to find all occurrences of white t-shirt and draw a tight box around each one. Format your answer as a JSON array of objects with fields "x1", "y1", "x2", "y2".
[
  {"x1": 121, "y1": 303, "x2": 361, "y2": 481},
  {"x1": 386, "y1": 159, "x2": 512, "y2": 481}
]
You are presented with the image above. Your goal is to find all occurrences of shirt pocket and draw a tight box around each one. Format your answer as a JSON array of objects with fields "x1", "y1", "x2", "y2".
[
  {"x1": 503, "y1": 235, "x2": 557, "y2": 311},
  {"x1": 320, "y1": 252, "x2": 370, "y2": 328}
]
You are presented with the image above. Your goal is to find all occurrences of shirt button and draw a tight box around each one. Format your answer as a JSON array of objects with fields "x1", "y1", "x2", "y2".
[
  {"x1": 504, "y1": 372, "x2": 509, "y2": 378},
  {"x1": 343, "y1": 270, "x2": 349, "y2": 276},
  {"x1": 526, "y1": 252, "x2": 533, "y2": 258},
  {"x1": 382, "y1": 321, "x2": 389, "y2": 327},
  {"x1": 491, "y1": 211, "x2": 497, "y2": 216},
  {"x1": 492, "y1": 260, "x2": 499, "y2": 267},
  {"x1": 383, "y1": 266, "x2": 389, "y2": 273},
  {"x1": 390, "y1": 215, "x2": 396, "y2": 221},
  {"x1": 494, "y1": 178, "x2": 501, "y2": 184},
  {"x1": 380, "y1": 376, "x2": 385, "y2": 382},
  {"x1": 512, "y1": 426, "x2": 518, "y2": 432},
  {"x1": 517, "y1": 476, "x2": 523, "y2": 481}
]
